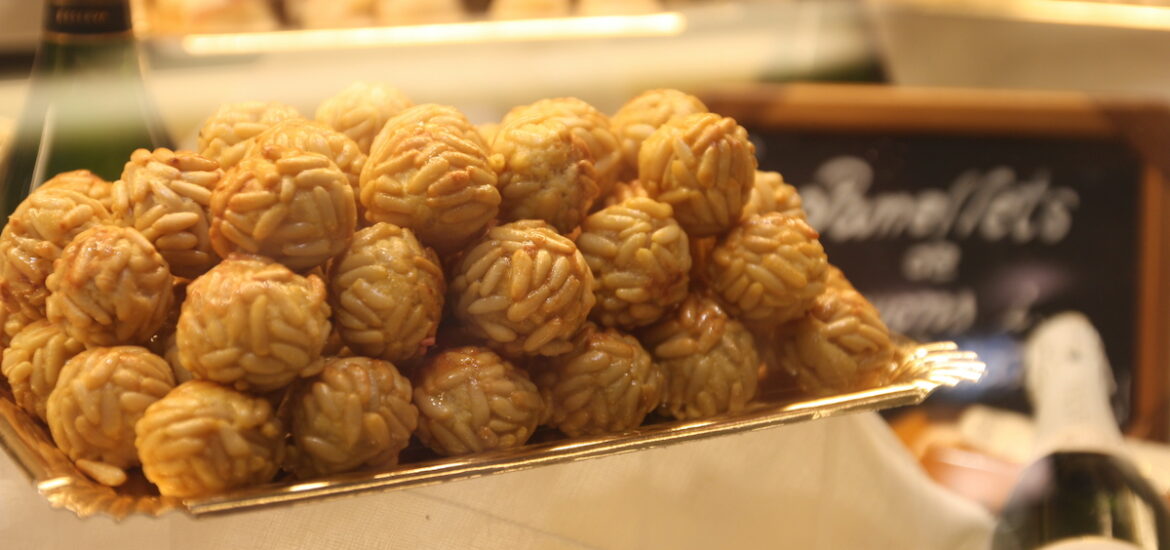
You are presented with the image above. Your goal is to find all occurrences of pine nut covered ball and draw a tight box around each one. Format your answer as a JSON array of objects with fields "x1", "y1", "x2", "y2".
[
  {"x1": 370, "y1": 102, "x2": 488, "y2": 156},
  {"x1": 197, "y1": 100, "x2": 302, "y2": 170},
  {"x1": 576, "y1": 197, "x2": 691, "y2": 329},
  {"x1": 601, "y1": 179, "x2": 650, "y2": 208},
  {"x1": 210, "y1": 144, "x2": 357, "y2": 271},
  {"x1": 359, "y1": 104, "x2": 500, "y2": 254},
  {"x1": 492, "y1": 113, "x2": 600, "y2": 234},
  {"x1": 178, "y1": 255, "x2": 330, "y2": 392},
  {"x1": 741, "y1": 170, "x2": 805, "y2": 221},
  {"x1": 46, "y1": 347, "x2": 176, "y2": 487},
  {"x1": 705, "y1": 213, "x2": 828, "y2": 325},
  {"x1": 451, "y1": 220, "x2": 596, "y2": 357},
  {"x1": 502, "y1": 97, "x2": 622, "y2": 196},
  {"x1": 46, "y1": 225, "x2": 175, "y2": 347},
  {"x1": 0, "y1": 187, "x2": 112, "y2": 319},
  {"x1": 0, "y1": 305, "x2": 35, "y2": 348},
  {"x1": 39, "y1": 169, "x2": 114, "y2": 212},
  {"x1": 640, "y1": 294, "x2": 760, "y2": 420},
  {"x1": 315, "y1": 81, "x2": 414, "y2": 154},
  {"x1": 638, "y1": 112, "x2": 757, "y2": 237},
  {"x1": 248, "y1": 119, "x2": 367, "y2": 214},
  {"x1": 775, "y1": 267, "x2": 895, "y2": 396},
  {"x1": 136, "y1": 380, "x2": 285, "y2": 498},
  {"x1": 535, "y1": 324, "x2": 664, "y2": 437},
  {"x1": 112, "y1": 148, "x2": 223, "y2": 279},
  {"x1": 413, "y1": 346, "x2": 543, "y2": 456},
  {"x1": 286, "y1": 356, "x2": 418, "y2": 477},
  {"x1": 611, "y1": 89, "x2": 708, "y2": 181},
  {"x1": 331, "y1": 223, "x2": 444, "y2": 362},
  {"x1": 0, "y1": 320, "x2": 84, "y2": 421}
]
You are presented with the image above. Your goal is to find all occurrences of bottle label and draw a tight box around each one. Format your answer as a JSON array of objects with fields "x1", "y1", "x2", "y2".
[
  {"x1": 1039, "y1": 537, "x2": 1142, "y2": 549},
  {"x1": 45, "y1": 2, "x2": 131, "y2": 36}
]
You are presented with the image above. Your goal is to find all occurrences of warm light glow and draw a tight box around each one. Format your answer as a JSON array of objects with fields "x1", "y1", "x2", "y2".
[
  {"x1": 180, "y1": 13, "x2": 687, "y2": 56},
  {"x1": 1005, "y1": 0, "x2": 1170, "y2": 30}
]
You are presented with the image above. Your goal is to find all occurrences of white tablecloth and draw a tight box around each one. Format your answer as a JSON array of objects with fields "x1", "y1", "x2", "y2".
[{"x1": 0, "y1": 412, "x2": 994, "y2": 550}]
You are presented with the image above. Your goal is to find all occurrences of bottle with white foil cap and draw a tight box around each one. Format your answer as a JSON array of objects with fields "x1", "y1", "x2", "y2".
[{"x1": 991, "y1": 312, "x2": 1170, "y2": 550}]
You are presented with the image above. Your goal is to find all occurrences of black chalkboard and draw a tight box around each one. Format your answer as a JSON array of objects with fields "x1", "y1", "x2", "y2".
[
  {"x1": 704, "y1": 83, "x2": 1170, "y2": 436},
  {"x1": 754, "y1": 131, "x2": 1142, "y2": 421}
]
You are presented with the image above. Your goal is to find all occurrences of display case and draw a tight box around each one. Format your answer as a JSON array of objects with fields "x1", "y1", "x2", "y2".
[{"x1": 2, "y1": 1, "x2": 1170, "y2": 548}]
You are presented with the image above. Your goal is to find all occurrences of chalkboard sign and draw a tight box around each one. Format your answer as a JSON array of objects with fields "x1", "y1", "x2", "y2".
[{"x1": 704, "y1": 84, "x2": 1170, "y2": 438}]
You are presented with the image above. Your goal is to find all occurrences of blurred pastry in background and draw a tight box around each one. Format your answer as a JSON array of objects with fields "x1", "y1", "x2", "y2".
[
  {"x1": 578, "y1": 0, "x2": 662, "y2": 16},
  {"x1": 286, "y1": 0, "x2": 377, "y2": 29},
  {"x1": 490, "y1": 0, "x2": 571, "y2": 19},
  {"x1": 145, "y1": 0, "x2": 280, "y2": 34},
  {"x1": 376, "y1": 0, "x2": 464, "y2": 25}
]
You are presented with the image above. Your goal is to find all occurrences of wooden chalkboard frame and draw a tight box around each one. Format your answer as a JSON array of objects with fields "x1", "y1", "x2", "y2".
[{"x1": 702, "y1": 83, "x2": 1170, "y2": 439}]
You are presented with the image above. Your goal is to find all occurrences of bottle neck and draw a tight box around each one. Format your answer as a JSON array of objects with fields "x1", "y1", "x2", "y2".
[
  {"x1": 44, "y1": 0, "x2": 133, "y2": 40},
  {"x1": 33, "y1": 0, "x2": 141, "y2": 79},
  {"x1": 1026, "y1": 313, "x2": 1126, "y2": 460}
]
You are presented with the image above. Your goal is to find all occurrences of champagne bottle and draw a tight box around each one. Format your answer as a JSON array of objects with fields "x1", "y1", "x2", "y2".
[
  {"x1": 0, "y1": 0, "x2": 173, "y2": 222},
  {"x1": 991, "y1": 312, "x2": 1170, "y2": 550}
]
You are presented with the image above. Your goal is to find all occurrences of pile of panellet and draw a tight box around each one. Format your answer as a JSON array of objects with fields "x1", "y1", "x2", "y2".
[{"x1": 0, "y1": 85, "x2": 895, "y2": 499}]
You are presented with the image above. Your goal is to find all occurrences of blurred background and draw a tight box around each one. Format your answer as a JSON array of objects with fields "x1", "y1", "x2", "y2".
[{"x1": 3, "y1": 0, "x2": 1170, "y2": 526}]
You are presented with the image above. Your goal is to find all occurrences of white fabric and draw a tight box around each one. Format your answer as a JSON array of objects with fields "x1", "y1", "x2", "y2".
[{"x1": 0, "y1": 412, "x2": 993, "y2": 550}]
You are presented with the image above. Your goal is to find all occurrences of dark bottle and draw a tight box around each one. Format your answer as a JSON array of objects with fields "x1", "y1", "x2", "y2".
[
  {"x1": 0, "y1": 0, "x2": 173, "y2": 222},
  {"x1": 991, "y1": 313, "x2": 1170, "y2": 550}
]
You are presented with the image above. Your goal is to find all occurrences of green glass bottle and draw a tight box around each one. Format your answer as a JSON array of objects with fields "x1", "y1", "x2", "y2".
[
  {"x1": 992, "y1": 313, "x2": 1170, "y2": 550},
  {"x1": 0, "y1": 0, "x2": 173, "y2": 223}
]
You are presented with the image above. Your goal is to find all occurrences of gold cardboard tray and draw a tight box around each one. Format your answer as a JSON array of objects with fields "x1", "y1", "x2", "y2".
[{"x1": 0, "y1": 339, "x2": 984, "y2": 519}]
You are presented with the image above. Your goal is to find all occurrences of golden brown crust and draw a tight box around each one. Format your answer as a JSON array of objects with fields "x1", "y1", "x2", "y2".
[
  {"x1": 177, "y1": 255, "x2": 330, "y2": 392},
  {"x1": 704, "y1": 213, "x2": 827, "y2": 325},
  {"x1": 0, "y1": 320, "x2": 84, "y2": 421},
  {"x1": 611, "y1": 89, "x2": 708, "y2": 181},
  {"x1": 600, "y1": 179, "x2": 650, "y2": 208},
  {"x1": 413, "y1": 346, "x2": 542, "y2": 456},
  {"x1": 136, "y1": 380, "x2": 285, "y2": 498},
  {"x1": 330, "y1": 223, "x2": 445, "y2": 362},
  {"x1": 775, "y1": 267, "x2": 895, "y2": 396},
  {"x1": 360, "y1": 104, "x2": 500, "y2": 253},
  {"x1": 197, "y1": 101, "x2": 302, "y2": 170},
  {"x1": 576, "y1": 197, "x2": 690, "y2": 329},
  {"x1": 38, "y1": 169, "x2": 114, "y2": 212},
  {"x1": 45, "y1": 225, "x2": 175, "y2": 347},
  {"x1": 450, "y1": 220, "x2": 595, "y2": 357},
  {"x1": 47, "y1": 347, "x2": 175, "y2": 486},
  {"x1": 112, "y1": 148, "x2": 223, "y2": 278},
  {"x1": 286, "y1": 356, "x2": 418, "y2": 477},
  {"x1": 210, "y1": 144, "x2": 356, "y2": 271},
  {"x1": 247, "y1": 119, "x2": 367, "y2": 220},
  {"x1": 535, "y1": 324, "x2": 663, "y2": 436},
  {"x1": 638, "y1": 112, "x2": 757, "y2": 237},
  {"x1": 741, "y1": 170, "x2": 805, "y2": 221},
  {"x1": 502, "y1": 97, "x2": 621, "y2": 197},
  {"x1": 492, "y1": 112, "x2": 599, "y2": 234},
  {"x1": 0, "y1": 187, "x2": 112, "y2": 319},
  {"x1": 639, "y1": 293, "x2": 760, "y2": 420}
]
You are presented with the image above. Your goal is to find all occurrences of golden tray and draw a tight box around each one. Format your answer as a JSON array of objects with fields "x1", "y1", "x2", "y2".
[{"x1": 0, "y1": 339, "x2": 984, "y2": 519}]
